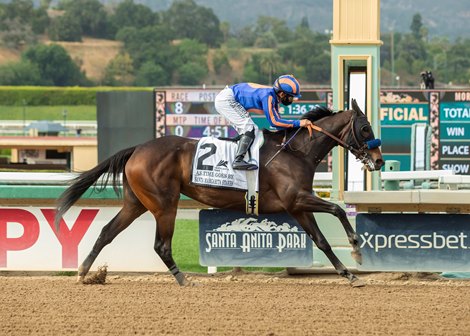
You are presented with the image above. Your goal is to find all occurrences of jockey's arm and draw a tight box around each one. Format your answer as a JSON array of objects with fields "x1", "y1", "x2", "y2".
[{"x1": 263, "y1": 95, "x2": 300, "y2": 129}]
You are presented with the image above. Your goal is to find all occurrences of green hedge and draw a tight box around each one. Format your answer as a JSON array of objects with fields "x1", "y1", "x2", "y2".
[{"x1": 0, "y1": 86, "x2": 154, "y2": 106}]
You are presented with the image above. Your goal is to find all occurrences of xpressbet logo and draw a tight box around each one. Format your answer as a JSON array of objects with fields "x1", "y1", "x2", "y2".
[{"x1": 360, "y1": 232, "x2": 469, "y2": 253}]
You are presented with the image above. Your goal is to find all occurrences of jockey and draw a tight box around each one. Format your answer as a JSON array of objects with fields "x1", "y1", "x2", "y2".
[{"x1": 215, "y1": 74, "x2": 313, "y2": 170}]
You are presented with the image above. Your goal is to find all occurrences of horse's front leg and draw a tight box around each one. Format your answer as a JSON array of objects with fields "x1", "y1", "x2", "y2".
[
  {"x1": 293, "y1": 191, "x2": 362, "y2": 264},
  {"x1": 291, "y1": 211, "x2": 365, "y2": 287}
]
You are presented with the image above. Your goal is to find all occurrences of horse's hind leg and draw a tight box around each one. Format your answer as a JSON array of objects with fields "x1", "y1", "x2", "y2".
[
  {"x1": 152, "y1": 210, "x2": 192, "y2": 286},
  {"x1": 127, "y1": 178, "x2": 190, "y2": 286},
  {"x1": 78, "y1": 200, "x2": 146, "y2": 282},
  {"x1": 293, "y1": 212, "x2": 365, "y2": 287}
]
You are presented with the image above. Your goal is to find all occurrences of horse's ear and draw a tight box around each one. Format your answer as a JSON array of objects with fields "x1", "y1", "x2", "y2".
[{"x1": 351, "y1": 99, "x2": 364, "y2": 115}]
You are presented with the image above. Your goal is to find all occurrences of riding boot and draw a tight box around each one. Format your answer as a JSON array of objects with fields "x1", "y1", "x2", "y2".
[{"x1": 233, "y1": 131, "x2": 258, "y2": 170}]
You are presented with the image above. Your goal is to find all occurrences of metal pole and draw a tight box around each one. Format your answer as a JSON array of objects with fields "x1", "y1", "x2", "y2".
[
  {"x1": 63, "y1": 109, "x2": 67, "y2": 135},
  {"x1": 390, "y1": 31, "x2": 395, "y2": 87},
  {"x1": 22, "y1": 99, "x2": 26, "y2": 136}
]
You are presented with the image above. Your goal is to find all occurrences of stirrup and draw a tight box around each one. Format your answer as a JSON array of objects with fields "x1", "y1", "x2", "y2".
[{"x1": 233, "y1": 159, "x2": 258, "y2": 170}]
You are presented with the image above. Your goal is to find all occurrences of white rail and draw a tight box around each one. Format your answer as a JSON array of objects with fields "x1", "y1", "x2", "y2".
[
  {"x1": 2, "y1": 171, "x2": 467, "y2": 190},
  {"x1": 381, "y1": 170, "x2": 454, "y2": 181},
  {"x1": 439, "y1": 175, "x2": 470, "y2": 190},
  {"x1": 0, "y1": 172, "x2": 119, "y2": 185}
]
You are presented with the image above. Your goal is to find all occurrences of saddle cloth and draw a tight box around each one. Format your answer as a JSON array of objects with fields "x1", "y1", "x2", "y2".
[{"x1": 191, "y1": 132, "x2": 262, "y2": 191}]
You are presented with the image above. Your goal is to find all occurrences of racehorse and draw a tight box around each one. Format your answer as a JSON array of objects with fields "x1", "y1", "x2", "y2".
[{"x1": 55, "y1": 99, "x2": 384, "y2": 287}]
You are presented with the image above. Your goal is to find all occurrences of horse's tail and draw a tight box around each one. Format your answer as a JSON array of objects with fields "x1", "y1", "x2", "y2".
[{"x1": 54, "y1": 146, "x2": 137, "y2": 231}]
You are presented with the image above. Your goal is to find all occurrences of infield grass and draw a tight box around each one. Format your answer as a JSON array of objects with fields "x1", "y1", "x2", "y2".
[{"x1": 0, "y1": 105, "x2": 96, "y2": 120}]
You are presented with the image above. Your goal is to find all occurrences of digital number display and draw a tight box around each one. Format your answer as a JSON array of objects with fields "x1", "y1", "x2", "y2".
[
  {"x1": 281, "y1": 102, "x2": 326, "y2": 115},
  {"x1": 166, "y1": 125, "x2": 236, "y2": 138}
]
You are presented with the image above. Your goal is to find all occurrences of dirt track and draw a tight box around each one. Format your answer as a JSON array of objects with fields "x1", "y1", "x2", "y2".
[{"x1": 1, "y1": 271, "x2": 469, "y2": 336}]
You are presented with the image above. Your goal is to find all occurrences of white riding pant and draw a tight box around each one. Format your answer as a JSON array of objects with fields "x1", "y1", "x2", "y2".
[{"x1": 215, "y1": 86, "x2": 258, "y2": 135}]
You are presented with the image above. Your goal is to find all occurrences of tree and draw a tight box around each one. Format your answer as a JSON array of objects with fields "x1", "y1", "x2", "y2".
[
  {"x1": 254, "y1": 16, "x2": 292, "y2": 44},
  {"x1": 219, "y1": 21, "x2": 230, "y2": 43},
  {"x1": 396, "y1": 34, "x2": 427, "y2": 73},
  {"x1": 111, "y1": 0, "x2": 158, "y2": 31},
  {"x1": 102, "y1": 53, "x2": 135, "y2": 86},
  {"x1": 410, "y1": 13, "x2": 423, "y2": 40},
  {"x1": 242, "y1": 61, "x2": 263, "y2": 83},
  {"x1": 259, "y1": 52, "x2": 282, "y2": 83},
  {"x1": 48, "y1": 13, "x2": 82, "y2": 42},
  {"x1": 40, "y1": 0, "x2": 53, "y2": 9},
  {"x1": 278, "y1": 29, "x2": 330, "y2": 84},
  {"x1": 163, "y1": 0, "x2": 223, "y2": 47},
  {"x1": 447, "y1": 38, "x2": 470, "y2": 84},
  {"x1": 173, "y1": 39, "x2": 208, "y2": 85},
  {"x1": 254, "y1": 31, "x2": 277, "y2": 48},
  {"x1": 300, "y1": 16, "x2": 310, "y2": 30},
  {"x1": 0, "y1": 60, "x2": 41, "y2": 85},
  {"x1": 134, "y1": 61, "x2": 169, "y2": 86},
  {"x1": 31, "y1": 7, "x2": 49, "y2": 34},
  {"x1": 116, "y1": 25, "x2": 175, "y2": 71},
  {"x1": 22, "y1": 44, "x2": 87, "y2": 86},
  {"x1": 307, "y1": 53, "x2": 330, "y2": 84},
  {"x1": 212, "y1": 50, "x2": 231, "y2": 75},
  {"x1": 60, "y1": 0, "x2": 109, "y2": 38},
  {"x1": 242, "y1": 54, "x2": 268, "y2": 83},
  {"x1": 0, "y1": 17, "x2": 36, "y2": 49},
  {"x1": 235, "y1": 26, "x2": 256, "y2": 47},
  {"x1": 177, "y1": 62, "x2": 207, "y2": 85},
  {"x1": 3, "y1": 0, "x2": 34, "y2": 24},
  {"x1": 173, "y1": 38, "x2": 208, "y2": 67},
  {"x1": 427, "y1": 36, "x2": 451, "y2": 83},
  {"x1": 0, "y1": 0, "x2": 38, "y2": 48}
]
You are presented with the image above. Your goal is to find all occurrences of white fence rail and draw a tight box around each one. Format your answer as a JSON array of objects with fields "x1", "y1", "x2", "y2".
[
  {"x1": 381, "y1": 170, "x2": 454, "y2": 181},
  {"x1": 0, "y1": 170, "x2": 467, "y2": 190}
]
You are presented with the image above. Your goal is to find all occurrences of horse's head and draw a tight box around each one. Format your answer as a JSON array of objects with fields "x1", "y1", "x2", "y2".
[
  {"x1": 297, "y1": 102, "x2": 383, "y2": 171},
  {"x1": 347, "y1": 99, "x2": 384, "y2": 171}
]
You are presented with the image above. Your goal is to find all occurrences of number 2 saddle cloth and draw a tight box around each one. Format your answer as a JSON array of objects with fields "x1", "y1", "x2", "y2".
[{"x1": 191, "y1": 131, "x2": 263, "y2": 192}]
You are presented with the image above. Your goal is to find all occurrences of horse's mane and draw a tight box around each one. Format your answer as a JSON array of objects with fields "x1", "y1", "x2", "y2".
[
  {"x1": 262, "y1": 105, "x2": 338, "y2": 136},
  {"x1": 300, "y1": 105, "x2": 334, "y2": 122}
]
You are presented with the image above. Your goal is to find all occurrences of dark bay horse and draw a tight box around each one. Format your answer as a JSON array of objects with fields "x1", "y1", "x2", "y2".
[{"x1": 55, "y1": 99, "x2": 384, "y2": 287}]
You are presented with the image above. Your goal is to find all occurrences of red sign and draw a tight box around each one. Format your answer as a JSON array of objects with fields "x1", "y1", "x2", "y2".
[{"x1": 0, "y1": 208, "x2": 98, "y2": 268}]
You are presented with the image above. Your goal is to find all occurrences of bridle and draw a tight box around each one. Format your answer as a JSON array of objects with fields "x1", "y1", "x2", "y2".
[
  {"x1": 265, "y1": 113, "x2": 381, "y2": 168},
  {"x1": 339, "y1": 115, "x2": 381, "y2": 170}
]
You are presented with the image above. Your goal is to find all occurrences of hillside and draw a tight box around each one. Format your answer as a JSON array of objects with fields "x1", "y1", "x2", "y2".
[
  {"x1": 0, "y1": 37, "x2": 122, "y2": 82},
  {"x1": 44, "y1": 38, "x2": 122, "y2": 81},
  {"x1": 11, "y1": 0, "x2": 468, "y2": 40},
  {"x1": 136, "y1": 0, "x2": 470, "y2": 40}
]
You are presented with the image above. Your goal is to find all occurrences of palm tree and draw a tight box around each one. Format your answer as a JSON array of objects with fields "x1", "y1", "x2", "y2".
[{"x1": 259, "y1": 52, "x2": 282, "y2": 84}]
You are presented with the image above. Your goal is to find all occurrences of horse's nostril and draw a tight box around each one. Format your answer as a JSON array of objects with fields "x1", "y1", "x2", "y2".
[{"x1": 376, "y1": 159, "x2": 385, "y2": 168}]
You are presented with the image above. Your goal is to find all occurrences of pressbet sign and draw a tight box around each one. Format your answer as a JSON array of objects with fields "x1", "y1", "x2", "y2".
[
  {"x1": 357, "y1": 213, "x2": 470, "y2": 272},
  {"x1": 199, "y1": 210, "x2": 313, "y2": 267}
]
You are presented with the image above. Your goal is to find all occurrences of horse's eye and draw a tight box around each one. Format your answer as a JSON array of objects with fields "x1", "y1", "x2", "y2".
[{"x1": 360, "y1": 125, "x2": 371, "y2": 138}]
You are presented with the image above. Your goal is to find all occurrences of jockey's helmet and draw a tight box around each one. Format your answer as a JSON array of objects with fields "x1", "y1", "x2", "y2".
[{"x1": 273, "y1": 74, "x2": 301, "y2": 98}]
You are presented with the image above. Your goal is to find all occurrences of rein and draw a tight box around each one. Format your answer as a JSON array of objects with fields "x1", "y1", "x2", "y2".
[
  {"x1": 265, "y1": 114, "x2": 380, "y2": 167},
  {"x1": 310, "y1": 119, "x2": 380, "y2": 170},
  {"x1": 308, "y1": 123, "x2": 359, "y2": 155}
]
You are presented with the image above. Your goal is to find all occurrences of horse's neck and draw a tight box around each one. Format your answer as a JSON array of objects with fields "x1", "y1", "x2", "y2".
[{"x1": 309, "y1": 110, "x2": 353, "y2": 159}]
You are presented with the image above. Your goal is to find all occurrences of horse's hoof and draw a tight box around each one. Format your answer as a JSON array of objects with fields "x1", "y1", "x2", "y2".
[
  {"x1": 179, "y1": 279, "x2": 200, "y2": 287},
  {"x1": 188, "y1": 281, "x2": 201, "y2": 287},
  {"x1": 350, "y1": 277, "x2": 366, "y2": 288},
  {"x1": 175, "y1": 273, "x2": 196, "y2": 287},
  {"x1": 76, "y1": 275, "x2": 85, "y2": 284},
  {"x1": 351, "y1": 250, "x2": 363, "y2": 265}
]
